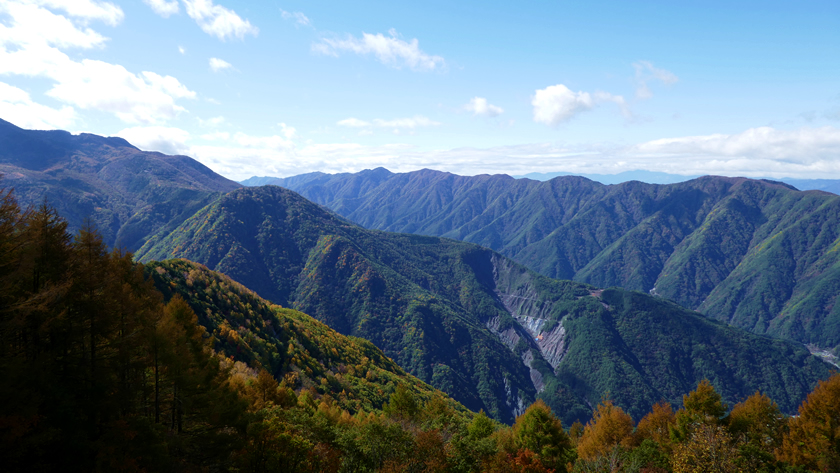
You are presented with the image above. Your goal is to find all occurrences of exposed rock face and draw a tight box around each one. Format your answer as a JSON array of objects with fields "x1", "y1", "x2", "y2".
[{"x1": 490, "y1": 254, "x2": 571, "y2": 374}]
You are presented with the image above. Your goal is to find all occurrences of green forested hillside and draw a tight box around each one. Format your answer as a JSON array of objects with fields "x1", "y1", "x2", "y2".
[
  {"x1": 138, "y1": 185, "x2": 832, "y2": 425},
  {"x1": 146, "y1": 258, "x2": 464, "y2": 415},
  {"x1": 256, "y1": 168, "x2": 840, "y2": 353},
  {"x1": 0, "y1": 118, "x2": 240, "y2": 251}
]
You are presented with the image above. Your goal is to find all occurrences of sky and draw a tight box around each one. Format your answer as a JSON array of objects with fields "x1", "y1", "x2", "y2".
[{"x1": 0, "y1": 0, "x2": 839, "y2": 181}]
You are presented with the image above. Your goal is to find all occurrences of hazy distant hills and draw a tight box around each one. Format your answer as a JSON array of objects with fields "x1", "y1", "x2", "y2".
[
  {"x1": 243, "y1": 169, "x2": 840, "y2": 193},
  {"x1": 513, "y1": 170, "x2": 840, "y2": 194},
  {"x1": 247, "y1": 169, "x2": 840, "y2": 354},
  {"x1": 0, "y1": 119, "x2": 240, "y2": 251},
  {"x1": 137, "y1": 185, "x2": 831, "y2": 424}
]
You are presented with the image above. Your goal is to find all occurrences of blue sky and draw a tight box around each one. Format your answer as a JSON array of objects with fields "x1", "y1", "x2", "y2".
[{"x1": 1, "y1": 0, "x2": 838, "y2": 180}]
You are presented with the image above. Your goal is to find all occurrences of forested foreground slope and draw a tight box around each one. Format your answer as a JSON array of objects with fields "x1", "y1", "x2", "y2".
[
  {"x1": 0, "y1": 187, "x2": 478, "y2": 471},
  {"x1": 255, "y1": 168, "x2": 840, "y2": 353},
  {"x1": 146, "y1": 258, "x2": 463, "y2": 415},
  {"x1": 0, "y1": 118, "x2": 240, "y2": 251},
  {"x1": 137, "y1": 185, "x2": 832, "y2": 425}
]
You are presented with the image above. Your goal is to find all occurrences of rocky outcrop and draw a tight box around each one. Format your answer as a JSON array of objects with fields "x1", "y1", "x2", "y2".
[{"x1": 491, "y1": 254, "x2": 571, "y2": 372}]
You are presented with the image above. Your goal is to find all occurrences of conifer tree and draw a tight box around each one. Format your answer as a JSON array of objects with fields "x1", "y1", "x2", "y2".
[
  {"x1": 576, "y1": 399, "x2": 634, "y2": 461},
  {"x1": 776, "y1": 373, "x2": 840, "y2": 471}
]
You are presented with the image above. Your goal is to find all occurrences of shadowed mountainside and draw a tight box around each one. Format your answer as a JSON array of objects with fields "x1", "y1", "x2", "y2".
[{"x1": 0, "y1": 118, "x2": 240, "y2": 251}]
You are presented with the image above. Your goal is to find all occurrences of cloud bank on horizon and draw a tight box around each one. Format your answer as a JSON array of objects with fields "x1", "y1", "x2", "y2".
[{"x1": 0, "y1": 0, "x2": 838, "y2": 180}]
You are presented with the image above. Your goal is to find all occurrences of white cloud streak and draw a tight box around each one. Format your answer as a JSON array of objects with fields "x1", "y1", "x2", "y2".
[
  {"x1": 313, "y1": 29, "x2": 444, "y2": 71},
  {"x1": 172, "y1": 126, "x2": 840, "y2": 181},
  {"x1": 116, "y1": 126, "x2": 191, "y2": 155},
  {"x1": 209, "y1": 57, "x2": 232, "y2": 72},
  {"x1": 532, "y1": 84, "x2": 628, "y2": 125},
  {"x1": 182, "y1": 0, "x2": 258, "y2": 41},
  {"x1": 280, "y1": 10, "x2": 310, "y2": 26},
  {"x1": 633, "y1": 60, "x2": 678, "y2": 99},
  {"x1": 633, "y1": 126, "x2": 840, "y2": 162},
  {"x1": 31, "y1": 0, "x2": 124, "y2": 26},
  {"x1": 143, "y1": 0, "x2": 179, "y2": 18},
  {"x1": 337, "y1": 115, "x2": 440, "y2": 132},
  {"x1": 464, "y1": 97, "x2": 503, "y2": 117}
]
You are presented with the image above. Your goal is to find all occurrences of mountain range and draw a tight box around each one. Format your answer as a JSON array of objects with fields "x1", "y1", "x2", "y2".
[
  {"x1": 136, "y1": 185, "x2": 831, "y2": 424},
  {"x1": 248, "y1": 168, "x2": 840, "y2": 355},
  {"x1": 2, "y1": 122, "x2": 835, "y2": 426}
]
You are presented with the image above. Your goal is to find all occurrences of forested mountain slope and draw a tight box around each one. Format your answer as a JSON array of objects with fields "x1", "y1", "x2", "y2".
[
  {"x1": 250, "y1": 168, "x2": 840, "y2": 353},
  {"x1": 0, "y1": 119, "x2": 240, "y2": 251},
  {"x1": 137, "y1": 185, "x2": 832, "y2": 425}
]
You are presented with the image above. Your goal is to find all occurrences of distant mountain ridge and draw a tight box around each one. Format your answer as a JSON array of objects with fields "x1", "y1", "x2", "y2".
[
  {"x1": 244, "y1": 168, "x2": 840, "y2": 354},
  {"x1": 0, "y1": 118, "x2": 240, "y2": 251},
  {"x1": 242, "y1": 169, "x2": 840, "y2": 193},
  {"x1": 137, "y1": 185, "x2": 832, "y2": 425}
]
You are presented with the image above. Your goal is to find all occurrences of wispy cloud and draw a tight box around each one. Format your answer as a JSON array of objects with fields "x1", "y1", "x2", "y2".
[
  {"x1": 143, "y1": 0, "x2": 179, "y2": 18},
  {"x1": 337, "y1": 115, "x2": 440, "y2": 133},
  {"x1": 633, "y1": 61, "x2": 678, "y2": 99},
  {"x1": 280, "y1": 9, "x2": 310, "y2": 27},
  {"x1": 633, "y1": 126, "x2": 840, "y2": 162},
  {"x1": 33, "y1": 0, "x2": 124, "y2": 26},
  {"x1": 182, "y1": 0, "x2": 258, "y2": 41},
  {"x1": 464, "y1": 97, "x2": 503, "y2": 117},
  {"x1": 313, "y1": 29, "x2": 444, "y2": 71},
  {"x1": 116, "y1": 126, "x2": 191, "y2": 155},
  {"x1": 209, "y1": 57, "x2": 233, "y2": 72}
]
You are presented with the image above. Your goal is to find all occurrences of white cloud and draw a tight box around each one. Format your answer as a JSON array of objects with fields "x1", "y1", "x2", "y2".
[
  {"x1": 201, "y1": 131, "x2": 229, "y2": 140},
  {"x1": 45, "y1": 61, "x2": 195, "y2": 124},
  {"x1": 176, "y1": 125, "x2": 840, "y2": 181},
  {"x1": 532, "y1": 84, "x2": 594, "y2": 125},
  {"x1": 464, "y1": 97, "x2": 503, "y2": 117},
  {"x1": 280, "y1": 9, "x2": 310, "y2": 26},
  {"x1": 532, "y1": 84, "x2": 628, "y2": 125},
  {"x1": 178, "y1": 45, "x2": 185, "y2": 54},
  {"x1": 116, "y1": 126, "x2": 191, "y2": 155},
  {"x1": 0, "y1": 81, "x2": 76, "y2": 129},
  {"x1": 633, "y1": 61, "x2": 678, "y2": 99},
  {"x1": 209, "y1": 57, "x2": 232, "y2": 72},
  {"x1": 143, "y1": 0, "x2": 179, "y2": 18},
  {"x1": 633, "y1": 126, "x2": 840, "y2": 162},
  {"x1": 313, "y1": 29, "x2": 444, "y2": 71},
  {"x1": 337, "y1": 117, "x2": 370, "y2": 128},
  {"x1": 230, "y1": 132, "x2": 294, "y2": 150},
  {"x1": 198, "y1": 115, "x2": 225, "y2": 126},
  {"x1": 31, "y1": 0, "x2": 124, "y2": 26},
  {"x1": 182, "y1": 0, "x2": 258, "y2": 41},
  {"x1": 0, "y1": 1, "x2": 195, "y2": 124},
  {"x1": 337, "y1": 115, "x2": 440, "y2": 131},
  {"x1": 0, "y1": 1, "x2": 108, "y2": 49},
  {"x1": 279, "y1": 122, "x2": 296, "y2": 139}
]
